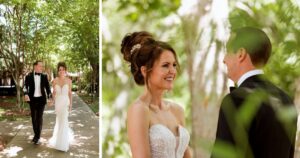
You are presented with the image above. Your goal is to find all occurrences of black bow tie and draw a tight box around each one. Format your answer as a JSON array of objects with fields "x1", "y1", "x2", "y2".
[
  {"x1": 35, "y1": 73, "x2": 41, "y2": 76},
  {"x1": 229, "y1": 86, "x2": 236, "y2": 92}
]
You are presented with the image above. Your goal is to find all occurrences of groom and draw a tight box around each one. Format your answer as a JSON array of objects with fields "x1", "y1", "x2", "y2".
[
  {"x1": 24, "y1": 60, "x2": 52, "y2": 145},
  {"x1": 213, "y1": 27, "x2": 297, "y2": 158}
]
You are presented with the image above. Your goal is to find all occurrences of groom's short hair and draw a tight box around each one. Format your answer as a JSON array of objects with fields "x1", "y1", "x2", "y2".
[
  {"x1": 226, "y1": 27, "x2": 272, "y2": 67},
  {"x1": 33, "y1": 60, "x2": 42, "y2": 66}
]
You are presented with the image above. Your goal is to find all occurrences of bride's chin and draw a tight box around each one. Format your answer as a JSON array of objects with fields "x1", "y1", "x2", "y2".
[{"x1": 164, "y1": 87, "x2": 173, "y2": 91}]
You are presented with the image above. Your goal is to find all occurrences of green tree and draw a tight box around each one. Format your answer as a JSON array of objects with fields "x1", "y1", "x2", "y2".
[
  {"x1": 104, "y1": 0, "x2": 300, "y2": 157},
  {"x1": 0, "y1": 1, "x2": 44, "y2": 108},
  {"x1": 0, "y1": 0, "x2": 99, "y2": 108}
]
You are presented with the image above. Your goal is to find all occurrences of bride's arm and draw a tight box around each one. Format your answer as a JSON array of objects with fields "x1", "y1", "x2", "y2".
[
  {"x1": 52, "y1": 79, "x2": 56, "y2": 100},
  {"x1": 127, "y1": 103, "x2": 151, "y2": 158},
  {"x1": 183, "y1": 146, "x2": 193, "y2": 158},
  {"x1": 68, "y1": 79, "x2": 72, "y2": 111}
]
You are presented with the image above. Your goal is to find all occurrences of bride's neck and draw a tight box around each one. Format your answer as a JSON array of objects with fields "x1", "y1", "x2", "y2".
[{"x1": 141, "y1": 89, "x2": 164, "y2": 107}]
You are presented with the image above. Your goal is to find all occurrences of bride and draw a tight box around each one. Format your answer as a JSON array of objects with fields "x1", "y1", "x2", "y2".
[
  {"x1": 48, "y1": 62, "x2": 74, "y2": 152},
  {"x1": 121, "y1": 31, "x2": 192, "y2": 158}
]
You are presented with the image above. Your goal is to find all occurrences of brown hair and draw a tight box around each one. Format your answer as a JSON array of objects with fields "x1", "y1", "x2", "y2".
[
  {"x1": 120, "y1": 31, "x2": 179, "y2": 87},
  {"x1": 226, "y1": 27, "x2": 272, "y2": 67},
  {"x1": 33, "y1": 60, "x2": 42, "y2": 66},
  {"x1": 57, "y1": 62, "x2": 67, "y2": 72}
]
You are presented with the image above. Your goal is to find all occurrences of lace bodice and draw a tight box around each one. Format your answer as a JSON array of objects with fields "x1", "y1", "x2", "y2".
[
  {"x1": 54, "y1": 84, "x2": 70, "y2": 111},
  {"x1": 55, "y1": 84, "x2": 69, "y2": 96},
  {"x1": 149, "y1": 124, "x2": 190, "y2": 158}
]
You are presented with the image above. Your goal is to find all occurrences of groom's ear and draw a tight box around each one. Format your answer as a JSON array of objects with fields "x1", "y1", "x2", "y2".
[
  {"x1": 237, "y1": 48, "x2": 247, "y2": 62},
  {"x1": 141, "y1": 66, "x2": 147, "y2": 78}
]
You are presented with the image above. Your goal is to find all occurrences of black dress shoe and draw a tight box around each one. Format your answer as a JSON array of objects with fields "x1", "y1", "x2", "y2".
[
  {"x1": 31, "y1": 138, "x2": 37, "y2": 142},
  {"x1": 33, "y1": 139, "x2": 40, "y2": 145}
]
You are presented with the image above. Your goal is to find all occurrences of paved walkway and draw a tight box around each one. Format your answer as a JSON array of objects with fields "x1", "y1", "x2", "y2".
[{"x1": 0, "y1": 93, "x2": 99, "y2": 158}]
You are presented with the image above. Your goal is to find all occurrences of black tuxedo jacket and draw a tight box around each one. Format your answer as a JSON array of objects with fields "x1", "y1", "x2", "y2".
[
  {"x1": 213, "y1": 75, "x2": 296, "y2": 158},
  {"x1": 24, "y1": 72, "x2": 51, "y2": 105}
]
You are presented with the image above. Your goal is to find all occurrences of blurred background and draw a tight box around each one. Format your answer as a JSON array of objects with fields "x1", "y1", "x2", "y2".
[
  {"x1": 102, "y1": 0, "x2": 300, "y2": 157},
  {"x1": 0, "y1": 0, "x2": 99, "y2": 150}
]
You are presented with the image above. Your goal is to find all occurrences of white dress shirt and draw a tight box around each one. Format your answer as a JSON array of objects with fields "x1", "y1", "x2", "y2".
[
  {"x1": 34, "y1": 72, "x2": 42, "y2": 97},
  {"x1": 237, "y1": 69, "x2": 264, "y2": 87}
]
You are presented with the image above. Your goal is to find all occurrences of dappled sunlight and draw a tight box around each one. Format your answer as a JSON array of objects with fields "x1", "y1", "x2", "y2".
[
  {"x1": 1, "y1": 146, "x2": 23, "y2": 157},
  {"x1": 69, "y1": 151, "x2": 99, "y2": 157},
  {"x1": 75, "y1": 136, "x2": 93, "y2": 141},
  {"x1": 36, "y1": 150, "x2": 51, "y2": 157},
  {"x1": 0, "y1": 94, "x2": 98, "y2": 157},
  {"x1": 0, "y1": 109, "x2": 5, "y2": 115},
  {"x1": 44, "y1": 110, "x2": 55, "y2": 114},
  {"x1": 12, "y1": 124, "x2": 24, "y2": 131},
  {"x1": 26, "y1": 135, "x2": 35, "y2": 141},
  {"x1": 1, "y1": 0, "x2": 99, "y2": 156},
  {"x1": 76, "y1": 123, "x2": 84, "y2": 127}
]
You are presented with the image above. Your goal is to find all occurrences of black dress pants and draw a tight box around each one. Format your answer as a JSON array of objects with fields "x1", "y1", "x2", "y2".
[{"x1": 29, "y1": 97, "x2": 45, "y2": 140}]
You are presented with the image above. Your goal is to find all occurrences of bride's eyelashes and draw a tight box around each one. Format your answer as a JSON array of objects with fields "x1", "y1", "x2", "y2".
[
  {"x1": 161, "y1": 63, "x2": 177, "y2": 69},
  {"x1": 173, "y1": 63, "x2": 177, "y2": 68}
]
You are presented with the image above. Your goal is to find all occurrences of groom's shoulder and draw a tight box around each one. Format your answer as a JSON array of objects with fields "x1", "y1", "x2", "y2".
[
  {"x1": 26, "y1": 72, "x2": 33, "y2": 76},
  {"x1": 221, "y1": 88, "x2": 252, "y2": 108},
  {"x1": 25, "y1": 72, "x2": 33, "y2": 78},
  {"x1": 227, "y1": 87, "x2": 252, "y2": 99}
]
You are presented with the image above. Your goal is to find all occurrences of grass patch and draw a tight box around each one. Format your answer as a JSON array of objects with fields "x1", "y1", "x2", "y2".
[{"x1": 77, "y1": 93, "x2": 99, "y2": 115}]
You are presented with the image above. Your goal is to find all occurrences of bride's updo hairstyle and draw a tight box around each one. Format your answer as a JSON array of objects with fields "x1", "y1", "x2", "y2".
[
  {"x1": 120, "y1": 31, "x2": 179, "y2": 87},
  {"x1": 57, "y1": 62, "x2": 67, "y2": 72}
]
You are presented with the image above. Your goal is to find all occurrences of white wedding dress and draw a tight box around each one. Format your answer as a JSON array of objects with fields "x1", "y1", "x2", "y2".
[
  {"x1": 48, "y1": 84, "x2": 74, "y2": 152},
  {"x1": 149, "y1": 124, "x2": 190, "y2": 158}
]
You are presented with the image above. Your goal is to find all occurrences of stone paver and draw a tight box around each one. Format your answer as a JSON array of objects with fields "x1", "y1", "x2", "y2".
[{"x1": 0, "y1": 93, "x2": 99, "y2": 158}]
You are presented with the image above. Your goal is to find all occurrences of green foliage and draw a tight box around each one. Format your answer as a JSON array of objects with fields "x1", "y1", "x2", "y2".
[
  {"x1": 0, "y1": 0, "x2": 98, "y2": 95},
  {"x1": 228, "y1": 0, "x2": 300, "y2": 96},
  {"x1": 104, "y1": 0, "x2": 300, "y2": 157}
]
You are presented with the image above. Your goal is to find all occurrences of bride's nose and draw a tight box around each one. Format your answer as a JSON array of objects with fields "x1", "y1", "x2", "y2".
[{"x1": 169, "y1": 66, "x2": 176, "y2": 74}]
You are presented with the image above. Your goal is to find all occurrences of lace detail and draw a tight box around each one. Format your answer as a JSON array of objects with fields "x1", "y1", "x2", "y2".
[
  {"x1": 149, "y1": 124, "x2": 190, "y2": 158},
  {"x1": 48, "y1": 84, "x2": 74, "y2": 151}
]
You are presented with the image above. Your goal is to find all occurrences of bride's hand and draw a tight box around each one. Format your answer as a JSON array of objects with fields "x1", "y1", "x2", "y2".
[{"x1": 47, "y1": 99, "x2": 54, "y2": 107}]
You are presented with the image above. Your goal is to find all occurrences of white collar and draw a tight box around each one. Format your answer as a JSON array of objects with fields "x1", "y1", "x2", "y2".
[
  {"x1": 237, "y1": 69, "x2": 264, "y2": 87},
  {"x1": 33, "y1": 71, "x2": 42, "y2": 77}
]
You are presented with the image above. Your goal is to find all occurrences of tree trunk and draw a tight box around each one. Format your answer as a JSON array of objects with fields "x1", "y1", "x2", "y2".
[
  {"x1": 180, "y1": 1, "x2": 229, "y2": 157},
  {"x1": 16, "y1": 81, "x2": 21, "y2": 108},
  {"x1": 294, "y1": 78, "x2": 300, "y2": 156},
  {"x1": 91, "y1": 62, "x2": 99, "y2": 94}
]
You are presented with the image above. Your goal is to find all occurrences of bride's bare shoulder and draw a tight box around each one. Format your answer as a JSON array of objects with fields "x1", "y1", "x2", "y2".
[
  {"x1": 165, "y1": 100, "x2": 184, "y2": 112},
  {"x1": 67, "y1": 78, "x2": 72, "y2": 84},
  {"x1": 127, "y1": 100, "x2": 150, "y2": 127},
  {"x1": 128, "y1": 100, "x2": 150, "y2": 116}
]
